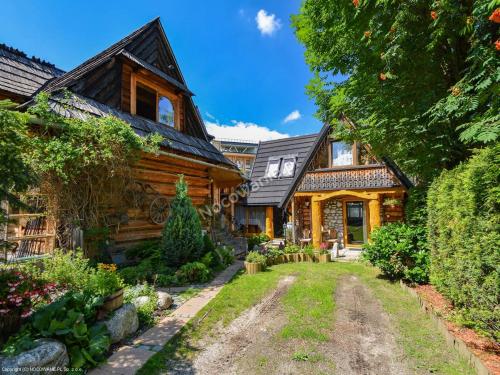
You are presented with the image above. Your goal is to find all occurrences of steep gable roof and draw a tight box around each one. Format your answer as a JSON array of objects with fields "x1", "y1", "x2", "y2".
[{"x1": 0, "y1": 44, "x2": 64, "y2": 100}]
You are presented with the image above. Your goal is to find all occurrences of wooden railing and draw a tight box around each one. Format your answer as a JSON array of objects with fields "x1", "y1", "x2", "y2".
[{"x1": 297, "y1": 165, "x2": 402, "y2": 192}]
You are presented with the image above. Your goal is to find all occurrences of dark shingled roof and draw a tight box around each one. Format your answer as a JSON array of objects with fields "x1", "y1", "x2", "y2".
[
  {"x1": 0, "y1": 44, "x2": 64, "y2": 98},
  {"x1": 246, "y1": 133, "x2": 319, "y2": 206},
  {"x1": 46, "y1": 92, "x2": 235, "y2": 167}
]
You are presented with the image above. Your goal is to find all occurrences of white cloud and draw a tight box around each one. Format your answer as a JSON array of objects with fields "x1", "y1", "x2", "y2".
[
  {"x1": 255, "y1": 9, "x2": 282, "y2": 36},
  {"x1": 205, "y1": 120, "x2": 289, "y2": 142},
  {"x1": 283, "y1": 110, "x2": 301, "y2": 123},
  {"x1": 205, "y1": 111, "x2": 216, "y2": 120}
]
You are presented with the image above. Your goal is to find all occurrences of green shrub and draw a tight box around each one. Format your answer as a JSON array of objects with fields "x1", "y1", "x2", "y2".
[
  {"x1": 42, "y1": 249, "x2": 94, "y2": 290},
  {"x1": 2, "y1": 292, "x2": 109, "y2": 369},
  {"x1": 155, "y1": 274, "x2": 178, "y2": 287},
  {"x1": 124, "y1": 283, "x2": 158, "y2": 326},
  {"x1": 118, "y1": 258, "x2": 173, "y2": 285},
  {"x1": 175, "y1": 262, "x2": 211, "y2": 284},
  {"x1": 161, "y1": 176, "x2": 203, "y2": 267},
  {"x1": 203, "y1": 233, "x2": 215, "y2": 255},
  {"x1": 215, "y1": 246, "x2": 234, "y2": 266},
  {"x1": 245, "y1": 251, "x2": 267, "y2": 269},
  {"x1": 428, "y1": 145, "x2": 499, "y2": 340},
  {"x1": 125, "y1": 240, "x2": 160, "y2": 261},
  {"x1": 247, "y1": 233, "x2": 270, "y2": 251},
  {"x1": 88, "y1": 264, "x2": 124, "y2": 297},
  {"x1": 405, "y1": 186, "x2": 429, "y2": 226},
  {"x1": 284, "y1": 244, "x2": 300, "y2": 254},
  {"x1": 302, "y1": 245, "x2": 315, "y2": 257},
  {"x1": 362, "y1": 223, "x2": 429, "y2": 284}
]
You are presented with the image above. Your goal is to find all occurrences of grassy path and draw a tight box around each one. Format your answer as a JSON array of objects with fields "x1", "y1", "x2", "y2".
[{"x1": 138, "y1": 262, "x2": 473, "y2": 375}]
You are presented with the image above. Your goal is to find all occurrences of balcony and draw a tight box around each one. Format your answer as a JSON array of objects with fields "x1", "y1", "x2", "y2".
[{"x1": 297, "y1": 165, "x2": 402, "y2": 192}]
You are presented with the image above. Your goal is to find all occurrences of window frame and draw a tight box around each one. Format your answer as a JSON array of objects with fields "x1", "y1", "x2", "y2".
[
  {"x1": 329, "y1": 140, "x2": 358, "y2": 168},
  {"x1": 264, "y1": 157, "x2": 282, "y2": 179},
  {"x1": 130, "y1": 73, "x2": 181, "y2": 130}
]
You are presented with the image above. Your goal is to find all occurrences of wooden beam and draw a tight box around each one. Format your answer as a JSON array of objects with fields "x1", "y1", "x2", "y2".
[
  {"x1": 265, "y1": 206, "x2": 274, "y2": 239},
  {"x1": 368, "y1": 196, "x2": 381, "y2": 235},
  {"x1": 311, "y1": 199, "x2": 321, "y2": 249}
]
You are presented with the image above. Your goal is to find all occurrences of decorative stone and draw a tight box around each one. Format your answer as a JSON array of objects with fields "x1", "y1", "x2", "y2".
[
  {"x1": 103, "y1": 303, "x2": 139, "y2": 343},
  {"x1": 157, "y1": 291, "x2": 173, "y2": 310},
  {"x1": 0, "y1": 339, "x2": 68, "y2": 374},
  {"x1": 133, "y1": 296, "x2": 151, "y2": 308}
]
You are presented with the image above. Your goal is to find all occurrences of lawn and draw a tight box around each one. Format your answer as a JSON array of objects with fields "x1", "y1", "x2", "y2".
[{"x1": 138, "y1": 262, "x2": 473, "y2": 375}]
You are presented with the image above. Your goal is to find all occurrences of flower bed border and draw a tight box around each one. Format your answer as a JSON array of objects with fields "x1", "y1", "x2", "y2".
[{"x1": 399, "y1": 280, "x2": 494, "y2": 375}]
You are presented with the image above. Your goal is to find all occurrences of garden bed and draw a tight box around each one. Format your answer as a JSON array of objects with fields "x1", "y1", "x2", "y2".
[{"x1": 404, "y1": 282, "x2": 500, "y2": 375}]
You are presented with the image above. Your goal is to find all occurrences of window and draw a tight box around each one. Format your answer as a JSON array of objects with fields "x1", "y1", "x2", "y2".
[
  {"x1": 280, "y1": 157, "x2": 296, "y2": 178},
  {"x1": 132, "y1": 76, "x2": 178, "y2": 128},
  {"x1": 265, "y1": 158, "x2": 281, "y2": 178},
  {"x1": 136, "y1": 85, "x2": 157, "y2": 121},
  {"x1": 158, "y1": 96, "x2": 175, "y2": 127},
  {"x1": 331, "y1": 141, "x2": 353, "y2": 166}
]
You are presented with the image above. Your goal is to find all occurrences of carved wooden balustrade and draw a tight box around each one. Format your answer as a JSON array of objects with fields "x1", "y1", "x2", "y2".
[{"x1": 297, "y1": 165, "x2": 402, "y2": 192}]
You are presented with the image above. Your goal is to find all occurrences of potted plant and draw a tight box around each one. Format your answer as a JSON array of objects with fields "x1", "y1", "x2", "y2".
[
  {"x1": 303, "y1": 246, "x2": 315, "y2": 262},
  {"x1": 383, "y1": 198, "x2": 402, "y2": 209},
  {"x1": 245, "y1": 251, "x2": 267, "y2": 274},
  {"x1": 284, "y1": 244, "x2": 299, "y2": 262},
  {"x1": 91, "y1": 263, "x2": 125, "y2": 318},
  {"x1": 0, "y1": 269, "x2": 56, "y2": 344},
  {"x1": 318, "y1": 248, "x2": 331, "y2": 263}
]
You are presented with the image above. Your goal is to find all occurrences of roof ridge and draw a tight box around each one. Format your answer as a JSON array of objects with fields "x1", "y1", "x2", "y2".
[
  {"x1": 0, "y1": 43, "x2": 64, "y2": 73},
  {"x1": 259, "y1": 133, "x2": 318, "y2": 144}
]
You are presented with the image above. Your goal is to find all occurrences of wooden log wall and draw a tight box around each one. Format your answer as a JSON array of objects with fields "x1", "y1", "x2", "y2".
[{"x1": 111, "y1": 152, "x2": 211, "y2": 248}]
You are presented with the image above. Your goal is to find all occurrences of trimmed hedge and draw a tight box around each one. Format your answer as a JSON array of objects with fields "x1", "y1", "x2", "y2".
[{"x1": 428, "y1": 144, "x2": 499, "y2": 341}]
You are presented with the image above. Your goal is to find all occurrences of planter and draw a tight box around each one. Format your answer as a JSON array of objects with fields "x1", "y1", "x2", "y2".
[
  {"x1": 98, "y1": 288, "x2": 124, "y2": 319},
  {"x1": 303, "y1": 254, "x2": 314, "y2": 262},
  {"x1": 0, "y1": 310, "x2": 22, "y2": 344},
  {"x1": 284, "y1": 254, "x2": 293, "y2": 262},
  {"x1": 277, "y1": 255, "x2": 285, "y2": 264},
  {"x1": 266, "y1": 257, "x2": 274, "y2": 266},
  {"x1": 245, "y1": 261, "x2": 262, "y2": 274},
  {"x1": 318, "y1": 253, "x2": 331, "y2": 263},
  {"x1": 292, "y1": 253, "x2": 300, "y2": 262}
]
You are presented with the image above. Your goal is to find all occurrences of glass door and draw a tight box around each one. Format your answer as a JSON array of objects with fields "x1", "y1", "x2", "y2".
[{"x1": 345, "y1": 201, "x2": 366, "y2": 245}]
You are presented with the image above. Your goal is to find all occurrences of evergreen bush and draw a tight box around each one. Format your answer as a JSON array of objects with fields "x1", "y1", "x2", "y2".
[
  {"x1": 428, "y1": 145, "x2": 499, "y2": 340},
  {"x1": 161, "y1": 175, "x2": 203, "y2": 267}
]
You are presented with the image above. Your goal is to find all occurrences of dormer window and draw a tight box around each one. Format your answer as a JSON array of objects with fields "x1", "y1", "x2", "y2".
[
  {"x1": 131, "y1": 74, "x2": 179, "y2": 129},
  {"x1": 331, "y1": 141, "x2": 353, "y2": 166},
  {"x1": 280, "y1": 156, "x2": 296, "y2": 178}
]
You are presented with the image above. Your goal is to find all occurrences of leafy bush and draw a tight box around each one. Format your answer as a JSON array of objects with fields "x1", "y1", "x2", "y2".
[
  {"x1": 155, "y1": 274, "x2": 178, "y2": 287},
  {"x1": 245, "y1": 251, "x2": 267, "y2": 269},
  {"x1": 175, "y1": 262, "x2": 211, "y2": 284},
  {"x1": 284, "y1": 244, "x2": 300, "y2": 254},
  {"x1": 302, "y1": 245, "x2": 315, "y2": 257},
  {"x1": 428, "y1": 145, "x2": 499, "y2": 340},
  {"x1": 203, "y1": 233, "x2": 215, "y2": 255},
  {"x1": 215, "y1": 246, "x2": 234, "y2": 266},
  {"x1": 200, "y1": 251, "x2": 222, "y2": 272},
  {"x1": 161, "y1": 176, "x2": 203, "y2": 267},
  {"x1": 247, "y1": 233, "x2": 270, "y2": 251},
  {"x1": 362, "y1": 223, "x2": 429, "y2": 284},
  {"x1": 2, "y1": 292, "x2": 109, "y2": 369},
  {"x1": 124, "y1": 283, "x2": 158, "y2": 326},
  {"x1": 405, "y1": 186, "x2": 429, "y2": 226},
  {"x1": 125, "y1": 240, "x2": 160, "y2": 261},
  {"x1": 42, "y1": 249, "x2": 94, "y2": 291},
  {"x1": 118, "y1": 257, "x2": 173, "y2": 285}
]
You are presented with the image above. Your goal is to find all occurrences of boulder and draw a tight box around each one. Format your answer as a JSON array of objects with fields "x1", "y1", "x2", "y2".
[
  {"x1": 0, "y1": 339, "x2": 68, "y2": 374},
  {"x1": 103, "y1": 303, "x2": 139, "y2": 344},
  {"x1": 157, "y1": 291, "x2": 173, "y2": 310},
  {"x1": 133, "y1": 296, "x2": 150, "y2": 308}
]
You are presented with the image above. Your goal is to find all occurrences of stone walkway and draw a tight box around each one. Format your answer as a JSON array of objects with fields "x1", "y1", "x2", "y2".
[{"x1": 90, "y1": 261, "x2": 244, "y2": 375}]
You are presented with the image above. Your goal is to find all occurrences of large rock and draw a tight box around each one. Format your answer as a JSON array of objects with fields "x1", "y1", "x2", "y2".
[
  {"x1": 103, "y1": 303, "x2": 139, "y2": 344},
  {"x1": 0, "y1": 339, "x2": 68, "y2": 374},
  {"x1": 157, "y1": 291, "x2": 173, "y2": 310}
]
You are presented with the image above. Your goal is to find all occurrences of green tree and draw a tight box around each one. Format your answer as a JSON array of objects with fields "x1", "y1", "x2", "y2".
[
  {"x1": 293, "y1": 0, "x2": 499, "y2": 182},
  {"x1": 161, "y1": 175, "x2": 203, "y2": 267},
  {"x1": 0, "y1": 100, "x2": 33, "y2": 224}
]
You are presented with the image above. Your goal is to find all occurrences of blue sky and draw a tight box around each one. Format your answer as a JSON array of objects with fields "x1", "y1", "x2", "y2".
[{"x1": 0, "y1": 1, "x2": 336, "y2": 141}]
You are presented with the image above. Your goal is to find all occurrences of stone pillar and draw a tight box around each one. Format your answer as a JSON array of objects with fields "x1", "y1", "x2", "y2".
[
  {"x1": 368, "y1": 197, "x2": 381, "y2": 235},
  {"x1": 265, "y1": 206, "x2": 274, "y2": 239},
  {"x1": 311, "y1": 198, "x2": 322, "y2": 249}
]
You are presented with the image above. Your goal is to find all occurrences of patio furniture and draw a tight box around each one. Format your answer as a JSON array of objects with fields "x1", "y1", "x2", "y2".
[{"x1": 299, "y1": 228, "x2": 312, "y2": 248}]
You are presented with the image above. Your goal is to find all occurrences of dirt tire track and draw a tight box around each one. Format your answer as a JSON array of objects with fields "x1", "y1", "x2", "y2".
[
  {"x1": 330, "y1": 274, "x2": 411, "y2": 375},
  {"x1": 167, "y1": 275, "x2": 296, "y2": 375}
]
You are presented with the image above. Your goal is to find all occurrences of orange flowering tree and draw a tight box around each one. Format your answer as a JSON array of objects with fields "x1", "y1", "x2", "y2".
[{"x1": 293, "y1": 0, "x2": 499, "y2": 182}]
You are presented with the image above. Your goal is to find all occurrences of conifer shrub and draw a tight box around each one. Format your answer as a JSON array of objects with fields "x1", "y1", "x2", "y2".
[
  {"x1": 161, "y1": 175, "x2": 203, "y2": 267},
  {"x1": 428, "y1": 145, "x2": 499, "y2": 340}
]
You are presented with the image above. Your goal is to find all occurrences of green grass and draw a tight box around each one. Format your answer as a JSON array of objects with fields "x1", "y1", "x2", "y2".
[{"x1": 138, "y1": 262, "x2": 474, "y2": 375}]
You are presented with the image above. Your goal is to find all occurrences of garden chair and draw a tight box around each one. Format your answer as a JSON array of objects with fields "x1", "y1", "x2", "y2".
[{"x1": 299, "y1": 228, "x2": 312, "y2": 248}]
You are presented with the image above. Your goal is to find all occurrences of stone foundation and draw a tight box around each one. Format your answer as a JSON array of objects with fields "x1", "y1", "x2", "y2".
[{"x1": 323, "y1": 199, "x2": 344, "y2": 248}]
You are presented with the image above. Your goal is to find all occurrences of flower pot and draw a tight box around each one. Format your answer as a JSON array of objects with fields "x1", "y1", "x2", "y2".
[
  {"x1": 318, "y1": 253, "x2": 331, "y2": 263},
  {"x1": 245, "y1": 261, "x2": 262, "y2": 274},
  {"x1": 0, "y1": 310, "x2": 22, "y2": 344},
  {"x1": 98, "y1": 288, "x2": 124, "y2": 319}
]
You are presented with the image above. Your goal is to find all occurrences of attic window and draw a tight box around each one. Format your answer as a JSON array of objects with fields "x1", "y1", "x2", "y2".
[
  {"x1": 280, "y1": 157, "x2": 296, "y2": 178},
  {"x1": 265, "y1": 158, "x2": 281, "y2": 178},
  {"x1": 132, "y1": 75, "x2": 179, "y2": 129}
]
